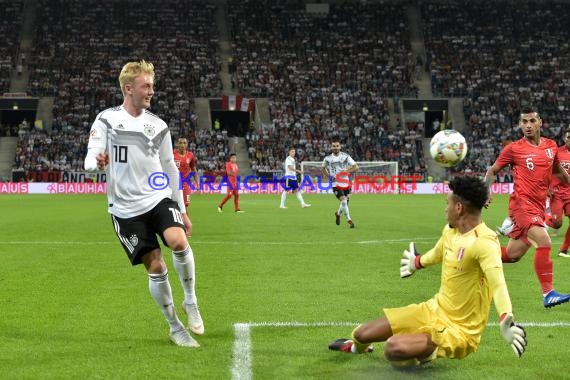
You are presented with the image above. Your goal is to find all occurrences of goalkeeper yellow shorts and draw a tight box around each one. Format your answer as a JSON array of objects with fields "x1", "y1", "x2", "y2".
[{"x1": 383, "y1": 299, "x2": 479, "y2": 360}]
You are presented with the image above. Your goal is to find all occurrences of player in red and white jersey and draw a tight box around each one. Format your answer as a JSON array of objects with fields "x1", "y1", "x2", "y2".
[
  {"x1": 547, "y1": 127, "x2": 570, "y2": 257},
  {"x1": 485, "y1": 107, "x2": 570, "y2": 308},
  {"x1": 173, "y1": 137, "x2": 197, "y2": 210}
]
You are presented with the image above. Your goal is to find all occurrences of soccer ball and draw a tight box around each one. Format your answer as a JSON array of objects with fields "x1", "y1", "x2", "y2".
[{"x1": 429, "y1": 130, "x2": 468, "y2": 167}]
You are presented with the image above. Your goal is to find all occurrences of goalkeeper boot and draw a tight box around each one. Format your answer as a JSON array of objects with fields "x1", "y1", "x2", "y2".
[
  {"x1": 182, "y1": 302, "x2": 205, "y2": 335},
  {"x1": 169, "y1": 328, "x2": 200, "y2": 347},
  {"x1": 543, "y1": 290, "x2": 570, "y2": 308},
  {"x1": 335, "y1": 212, "x2": 341, "y2": 226},
  {"x1": 328, "y1": 339, "x2": 373, "y2": 353}
]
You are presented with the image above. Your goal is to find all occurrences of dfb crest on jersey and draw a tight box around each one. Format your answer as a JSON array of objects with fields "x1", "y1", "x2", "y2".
[
  {"x1": 129, "y1": 234, "x2": 139, "y2": 246},
  {"x1": 143, "y1": 124, "x2": 155, "y2": 137},
  {"x1": 546, "y1": 148, "x2": 554, "y2": 159}
]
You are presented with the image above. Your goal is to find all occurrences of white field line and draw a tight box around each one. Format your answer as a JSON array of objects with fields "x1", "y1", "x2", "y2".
[
  {"x1": 231, "y1": 320, "x2": 570, "y2": 380},
  {"x1": 0, "y1": 237, "x2": 436, "y2": 246},
  {"x1": 232, "y1": 323, "x2": 252, "y2": 380}
]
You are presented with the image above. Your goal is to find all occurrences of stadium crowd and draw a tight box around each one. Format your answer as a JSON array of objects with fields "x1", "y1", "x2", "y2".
[
  {"x1": 12, "y1": 0, "x2": 226, "y2": 176},
  {"x1": 0, "y1": 0, "x2": 23, "y2": 94},
  {"x1": 7, "y1": 0, "x2": 570, "y2": 183},
  {"x1": 422, "y1": 1, "x2": 570, "y2": 175},
  {"x1": 228, "y1": 1, "x2": 425, "y2": 177}
]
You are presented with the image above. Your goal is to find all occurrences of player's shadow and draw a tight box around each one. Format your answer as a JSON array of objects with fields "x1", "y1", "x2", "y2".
[{"x1": 324, "y1": 353, "x2": 447, "y2": 379}]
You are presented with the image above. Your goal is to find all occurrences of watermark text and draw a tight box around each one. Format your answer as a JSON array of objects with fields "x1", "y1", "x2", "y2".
[{"x1": 147, "y1": 172, "x2": 424, "y2": 192}]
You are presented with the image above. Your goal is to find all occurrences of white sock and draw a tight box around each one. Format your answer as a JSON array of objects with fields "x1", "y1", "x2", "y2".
[
  {"x1": 172, "y1": 245, "x2": 197, "y2": 305},
  {"x1": 148, "y1": 270, "x2": 184, "y2": 332},
  {"x1": 295, "y1": 191, "x2": 306, "y2": 205},
  {"x1": 280, "y1": 191, "x2": 287, "y2": 207},
  {"x1": 337, "y1": 203, "x2": 344, "y2": 215},
  {"x1": 341, "y1": 199, "x2": 351, "y2": 220}
]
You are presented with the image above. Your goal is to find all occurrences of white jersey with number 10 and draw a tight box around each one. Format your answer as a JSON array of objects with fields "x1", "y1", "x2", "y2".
[{"x1": 86, "y1": 106, "x2": 184, "y2": 218}]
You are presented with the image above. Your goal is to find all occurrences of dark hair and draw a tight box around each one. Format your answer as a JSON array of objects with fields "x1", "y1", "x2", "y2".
[
  {"x1": 229, "y1": 153, "x2": 236, "y2": 158},
  {"x1": 448, "y1": 176, "x2": 488, "y2": 210},
  {"x1": 520, "y1": 106, "x2": 540, "y2": 119}
]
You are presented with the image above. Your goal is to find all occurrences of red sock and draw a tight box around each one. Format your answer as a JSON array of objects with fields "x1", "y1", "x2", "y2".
[
  {"x1": 234, "y1": 191, "x2": 240, "y2": 210},
  {"x1": 534, "y1": 247, "x2": 553, "y2": 295},
  {"x1": 561, "y1": 228, "x2": 570, "y2": 252},
  {"x1": 501, "y1": 247, "x2": 514, "y2": 263}
]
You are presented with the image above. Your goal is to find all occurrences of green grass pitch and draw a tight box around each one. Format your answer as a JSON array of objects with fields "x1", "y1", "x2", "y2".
[{"x1": 1, "y1": 193, "x2": 569, "y2": 379}]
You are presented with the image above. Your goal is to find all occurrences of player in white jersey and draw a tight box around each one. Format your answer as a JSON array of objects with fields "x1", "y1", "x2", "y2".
[
  {"x1": 280, "y1": 148, "x2": 311, "y2": 209},
  {"x1": 84, "y1": 60, "x2": 203, "y2": 348},
  {"x1": 321, "y1": 139, "x2": 359, "y2": 228}
]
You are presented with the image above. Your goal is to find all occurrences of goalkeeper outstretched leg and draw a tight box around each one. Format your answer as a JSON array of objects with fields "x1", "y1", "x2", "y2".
[
  {"x1": 384, "y1": 335, "x2": 438, "y2": 366},
  {"x1": 328, "y1": 317, "x2": 437, "y2": 365}
]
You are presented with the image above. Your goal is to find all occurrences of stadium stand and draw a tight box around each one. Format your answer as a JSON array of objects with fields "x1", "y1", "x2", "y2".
[
  {"x1": 14, "y1": 0, "x2": 225, "y2": 175},
  {"x1": 228, "y1": 1, "x2": 425, "y2": 177},
  {"x1": 0, "y1": 0, "x2": 24, "y2": 95},
  {"x1": 7, "y1": 0, "x2": 570, "y2": 183},
  {"x1": 421, "y1": 0, "x2": 570, "y2": 177}
]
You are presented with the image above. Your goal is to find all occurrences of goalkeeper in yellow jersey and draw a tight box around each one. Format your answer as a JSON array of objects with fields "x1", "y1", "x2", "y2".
[{"x1": 329, "y1": 176, "x2": 527, "y2": 366}]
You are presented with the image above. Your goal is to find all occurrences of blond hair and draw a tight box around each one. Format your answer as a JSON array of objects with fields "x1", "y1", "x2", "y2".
[{"x1": 118, "y1": 60, "x2": 155, "y2": 96}]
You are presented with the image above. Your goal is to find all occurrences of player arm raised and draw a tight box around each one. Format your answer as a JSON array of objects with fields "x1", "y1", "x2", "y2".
[
  {"x1": 84, "y1": 118, "x2": 108, "y2": 171},
  {"x1": 400, "y1": 238, "x2": 444, "y2": 278}
]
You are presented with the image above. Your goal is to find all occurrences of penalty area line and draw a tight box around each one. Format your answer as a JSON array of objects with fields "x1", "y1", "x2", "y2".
[
  {"x1": 231, "y1": 320, "x2": 570, "y2": 380},
  {"x1": 231, "y1": 322, "x2": 356, "y2": 380}
]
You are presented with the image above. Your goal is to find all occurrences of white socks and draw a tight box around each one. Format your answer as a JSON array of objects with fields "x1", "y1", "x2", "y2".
[
  {"x1": 172, "y1": 245, "x2": 197, "y2": 305},
  {"x1": 295, "y1": 191, "x2": 306, "y2": 205},
  {"x1": 282, "y1": 191, "x2": 308, "y2": 207},
  {"x1": 148, "y1": 270, "x2": 184, "y2": 332},
  {"x1": 340, "y1": 199, "x2": 351, "y2": 220}
]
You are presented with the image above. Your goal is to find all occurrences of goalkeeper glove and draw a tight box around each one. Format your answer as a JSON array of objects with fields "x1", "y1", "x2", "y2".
[
  {"x1": 400, "y1": 242, "x2": 423, "y2": 278},
  {"x1": 499, "y1": 313, "x2": 527, "y2": 358}
]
